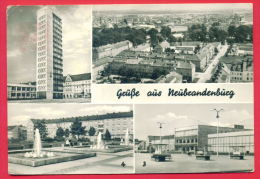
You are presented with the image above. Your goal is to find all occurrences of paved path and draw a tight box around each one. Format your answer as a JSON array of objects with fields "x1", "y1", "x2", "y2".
[{"x1": 9, "y1": 151, "x2": 134, "y2": 175}]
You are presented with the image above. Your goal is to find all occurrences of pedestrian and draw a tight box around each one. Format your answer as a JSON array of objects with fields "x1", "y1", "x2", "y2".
[
  {"x1": 121, "y1": 161, "x2": 126, "y2": 167},
  {"x1": 143, "y1": 161, "x2": 146, "y2": 167}
]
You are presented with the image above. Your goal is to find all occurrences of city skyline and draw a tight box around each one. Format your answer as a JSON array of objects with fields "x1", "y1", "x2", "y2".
[
  {"x1": 93, "y1": 3, "x2": 252, "y2": 13},
  {"x1": 7, "y1": 5, "x2": 92, "y2": 83},
  {"x1": 135, "y1": 104, "x2": 254, "y2": 140}
]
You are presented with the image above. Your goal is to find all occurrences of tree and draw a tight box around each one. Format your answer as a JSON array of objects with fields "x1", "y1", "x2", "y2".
[
  {"x1": 70, "y1": 118, "x2": 86, "y2": 139},
  {"x1": 123, "y1": 19, "x2": 128, "y2": 25},
  {"x1": 228, "y1": 25, "x2": 236, "y2": 38},
  {"x1": 34, "y1": 120, "x2": 48, "y2": 140},
  {"x1": 165, "y1": 48, "x2": 175, "y2": 53},
  {"x1": 56, "y1": 127, "x2": 65, "y2": 139},
  {"x1": 148, "y1": 28, "x2": 159, "y2": 37},
  {"x1": 234, "y1": 25, "x2": 252, "y2": 43},
  {"x1": 64, "y1": 128, "x2": 70, "y2": 138},
  {"x1": 208, "y1": 26, "x2": 228, "y2": 43},
  {"x1": 194, "y1": 45, "x2": 201, "y2": 54},
  {"x1": 104, "y1": 129, "x2": 111, "y2": 140},
  {"x1": 188, "y1": 24, "x2": 207, "y2": 42},
  {"x1": 212, "y1": 22, "x2": 220, "y2": 27},
  {"x1": 88, "y1": 126, "x2": 96, "y2": 136},
  {"x1": 160, "y1": 26, "x2": 172, "y2": 39},
  {"x1": 168, "y1": 35, "x2": 177, "y2": 43}
]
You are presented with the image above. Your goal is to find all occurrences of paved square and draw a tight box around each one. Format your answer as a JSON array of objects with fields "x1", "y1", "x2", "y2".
[
  {"x1": 135, "y1": 153, "x2": 254, "y2": 173},
  {"x1": 9, "y1": 151, "x2": 134, "y2": 174}
]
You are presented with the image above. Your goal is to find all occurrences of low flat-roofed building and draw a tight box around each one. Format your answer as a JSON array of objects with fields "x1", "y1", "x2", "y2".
[
  {"x1": 175, "y1": 125, "x2": 249, "y2": 153},
  {"x1": 7, "y1": 82, "x2": 36, "y2": 100},
  {"x1": 147, "y1": 135, "x2": 175, "y2": 151},
  {"x1": 208, "y1": 130, "x2": 254, "y2": 154}
]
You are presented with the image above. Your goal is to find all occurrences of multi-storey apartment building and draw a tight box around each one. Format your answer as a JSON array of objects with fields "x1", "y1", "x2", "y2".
[
  {"x1": 63, "y1": 73, "x2": 91, "y2": 99},
  {"x1": 7, "y1": 83, "x2": 36, "y2": 100},
  {"x1": 93, "y1": 40, "x2": 133, "y2": 60},
  {"x1": 26, "y1": 111, "x2": 133, "y2": 141},
  {"x1": 36, "y1": 7, "x2": 63, "y2": 99}
]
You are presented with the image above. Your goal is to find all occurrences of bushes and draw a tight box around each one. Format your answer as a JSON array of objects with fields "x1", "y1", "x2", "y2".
[{"x1": 43, "y1": 137, "x2": 55, "y2": 143}]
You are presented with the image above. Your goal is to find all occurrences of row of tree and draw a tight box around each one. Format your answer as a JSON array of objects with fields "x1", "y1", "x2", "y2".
[
  {"x1": 103, "y1": 63, "x2": 170, "y2": 81},
  {"x1": 93, "y1": 23, "x2": 252, "y2": 51},
  {"x1": 188, "y1": 24, "x2": 252, "y2": 43},
  {"x1": 93, "y1": 26, "x2": 180, "y2": 49},
  {"x1": 93, "y1": 26, "x2": 147, "y2": 47},
  {"x1": 33, "y1": 119, "x2": 112, "y2": 142}
]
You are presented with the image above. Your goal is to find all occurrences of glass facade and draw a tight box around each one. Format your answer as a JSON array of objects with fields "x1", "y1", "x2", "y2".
[{"x1": 208, "y1": 131, "x2": 254, "y2": 154}]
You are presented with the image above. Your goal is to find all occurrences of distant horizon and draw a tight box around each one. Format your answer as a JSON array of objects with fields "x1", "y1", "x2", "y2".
[{"x1": 93, "y1": 3, "x2": 252, "y2": 13}]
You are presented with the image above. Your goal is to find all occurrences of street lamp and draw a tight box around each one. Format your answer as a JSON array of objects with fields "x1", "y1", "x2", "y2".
[
  {"x1": 157, "y1": 122, "x2": 165, "y2": 154},
  {"x1": 211, "y1": 108, "x2": 224, "y2": 157}
]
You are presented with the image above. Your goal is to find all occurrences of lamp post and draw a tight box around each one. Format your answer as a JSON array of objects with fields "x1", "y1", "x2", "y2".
[
  {"x1": 211, "y1": 109, "x2": 223, "y2": 157},
  {"x1": 157, "y1": 122, "x2": 165, "y2": 154}
]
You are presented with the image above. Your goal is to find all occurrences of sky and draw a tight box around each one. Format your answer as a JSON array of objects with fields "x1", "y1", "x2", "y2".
[
  {"x1": 7, "y1": 5, "x2": 92, "y2": 83},
  {"x1": 93, "y1": 3, "x2": 252, "y2": 12},
  {"x1": 135, "y1": 104, "x2": 254, "y2": 140},
  {"x1": 8, "y1": 104, "x2": 132, "y2": 126}
]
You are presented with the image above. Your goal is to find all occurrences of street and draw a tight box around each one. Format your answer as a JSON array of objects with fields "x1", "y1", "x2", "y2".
[{"x1": 196, "y1": 45, "x2": 229, "y2": 83}]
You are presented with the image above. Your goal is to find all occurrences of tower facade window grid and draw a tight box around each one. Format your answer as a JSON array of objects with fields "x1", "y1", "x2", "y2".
[{"x1": 36, "y1": 7, "x2": 63, "y2": 99}]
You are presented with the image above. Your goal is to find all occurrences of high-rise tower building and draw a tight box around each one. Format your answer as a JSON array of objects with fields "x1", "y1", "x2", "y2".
[{"x1": 36, "y1": 7, "x2": 63, "y2": 99}]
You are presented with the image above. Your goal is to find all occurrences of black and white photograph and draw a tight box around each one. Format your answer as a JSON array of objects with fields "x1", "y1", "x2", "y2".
[
  {"x1": 8, "y1": 104, "x2": 134, "y2": 174},
  {"x1": 7, "y1": 5, "x2": 92, "y2": 102},
  {"x1": 92, "y1": 4, "x2": 253, "y2": 84},
  {"x1": 6, "y1": 3, "x2": 255, "y2": 176},
  {"x1": 134, "y1": 104, "x2": 254, "y2": 173}
]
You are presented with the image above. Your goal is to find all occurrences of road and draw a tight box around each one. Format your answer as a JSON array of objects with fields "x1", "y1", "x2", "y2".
[{"x1": 196, "y1": 45, "x2": 229, "y2": 83}]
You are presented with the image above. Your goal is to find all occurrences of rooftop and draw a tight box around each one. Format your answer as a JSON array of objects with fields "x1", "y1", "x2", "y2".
[
  {"x1": 176, "y1": 61, "x2": 193, "y2": 69},
  {"x1": 95, "y1": 40, "x2": 131, "y2": 53},
  {"x1": 64, "y1": 73, "x2": 91, "y2": 82}
]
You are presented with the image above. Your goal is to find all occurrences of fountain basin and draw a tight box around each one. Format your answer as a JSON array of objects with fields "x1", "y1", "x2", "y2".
[{"x1": 9, "y1": 149, "x2": 96, "y2": 167}]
